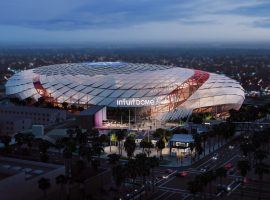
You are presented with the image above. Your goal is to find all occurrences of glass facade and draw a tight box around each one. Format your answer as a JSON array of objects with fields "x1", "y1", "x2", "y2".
[{"x1": 5, "y1": 62, "x2": 245, "y2": 121}]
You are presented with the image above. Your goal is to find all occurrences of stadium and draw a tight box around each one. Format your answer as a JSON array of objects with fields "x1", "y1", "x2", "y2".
[{"x1": 5, "y1": 62, "x2": 245, "y2": 122}]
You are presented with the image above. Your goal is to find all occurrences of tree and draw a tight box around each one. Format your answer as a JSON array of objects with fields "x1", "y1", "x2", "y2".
[
  {"x1": 70, "y1": 103, "x2": 77, "y2": 112},
  {"x1": 24, "y1": 133, "x2": 35, "y2": 152},
  {"x1": 62, "y1": 139, "x2": 77, "y2": 177},
  {"x1": 112, "y1": 164, "x2": 127, "y2": 193},
  {"x1": 126, "y1": 158, "x2": 138, "y2": 187},
  {"x1": 148, "y1": 156, "x2": 159, "y2": 191},
  {"x1": 38, "y1": 178, "x2": 51, "y2": 199},
  {"x1": 254, "y1": 163, "x2": 270, "y2": 200},
  {"x1": 193, "y1": 134, "x2": 203, "y2": 160},
  {"x1": 156, "y1": 137, "x2": 165, "y2": 160},
  {"x1": 14, "y1": 133, "x2": 24, "y2": 150},
  {"x1": 140, "y1": 138, "x2": 153, "y2": 157},
  {"x1": 254, "y1": 149, "x2": 268, "y2": 165},
  {"x1": 55, "y1": 175, "x2": 67, "y2": 199},
  {"x1": 153, "y1": 128, "x2": 165, "y2": 138},
  {"x1": 0, "y1": 135, "x2": 12, "y2": 152},
  {"x1": 124, "y1": 136, "x2": 136, "y2": 159},
  {"x1": 66, "y1": 129, "x2": 75, "y2": 139},
  {"x1": 187, "y1": 180, "x2": 202, "y2": 198},
  {"x1": 237, "y1": 160, "x2": 251, "y2": 198},
  {"x1": 87, "y1": 128, "x2": 99, "y2": 140},
  {"x1": 115, "y1": 129, "x2": 126, "y2": 155},
  {"x1": 75, "y1": 127, "x2": 86, "y2": 145},
  {"x1": 55, "y1": 138, "x2": 65, "y2": 158},
  {"x1": 215, "y1": 167, "x2": 227, "y2": 185},
  {"x1": 78, "y1": 145, "x2": 93, "y2": 164},
  {"x1": 38, "y1": 139, "x2": 51, "y2": 162},
  {"x1": 62, "y1": 102, "x2": 68, "y2": 109},
  {"x1": 135, "y1": 153, "x2": 151, "y2": 184}
]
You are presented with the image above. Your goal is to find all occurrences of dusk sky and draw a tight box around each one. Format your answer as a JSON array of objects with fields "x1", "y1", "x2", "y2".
[{"x1": 1, "y1": 0, "x2": 270, "y2": 45}]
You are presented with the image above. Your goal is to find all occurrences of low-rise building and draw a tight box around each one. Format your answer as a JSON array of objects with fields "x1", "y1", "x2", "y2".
[
  {"x1": 0, "y1": 116, "x2": 31, "y2": 136},
  {"x1": 168, "y1": 134, "x2": 194, "y2": 156},
  {"x1": 0, "y1": 104, "x2": 67, "y2": 126}
]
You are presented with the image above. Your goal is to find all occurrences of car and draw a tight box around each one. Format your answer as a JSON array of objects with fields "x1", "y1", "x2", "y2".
[
  {"x1": 200, "y1": 167, "x2": 207, "y2": 172},
  {"x1": 212, "y1": 153, "x2": 219, "y2": 160},
  {"x1": 216, "y1": 184, "x2": 230, "y2": 193},
  {"x1": 176, "y1": 171, "x2": 189, "y2": 177},
  {"x1": 229, "y1": 145, "x2": 234, "y2": 149},
  {"x1": 224, "y1": 162, "x2": 233, "y2": 169},
  {"x1": 162, "y1": 175, "x2": 169, "y2": 179},
  {"x1": 212, "y1": 156, "x2": 218, "y2": 160},
  {"x1": 235, "y1": 177, "x2": 248, "y2": 184},
  {"x1": 165, "y1": 169, "x2": 173, "y2": 174},
  {"x1": 228, "y1": 168, "x2": 236, "y2": 175}
]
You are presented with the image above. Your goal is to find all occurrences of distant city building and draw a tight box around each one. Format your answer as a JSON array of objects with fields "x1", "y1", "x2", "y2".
[{"x1": 6, "y1": 62, "x2": 245, "y2": 121}]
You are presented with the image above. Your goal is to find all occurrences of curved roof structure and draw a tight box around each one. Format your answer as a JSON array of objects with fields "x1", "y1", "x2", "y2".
[{"x1": 5, "y1": 62, "x2": 245, "y2": 120}]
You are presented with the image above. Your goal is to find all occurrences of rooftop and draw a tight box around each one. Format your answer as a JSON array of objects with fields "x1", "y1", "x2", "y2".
[{"x1": 169, "y1": 134, "x2": 194, "y2": 143}]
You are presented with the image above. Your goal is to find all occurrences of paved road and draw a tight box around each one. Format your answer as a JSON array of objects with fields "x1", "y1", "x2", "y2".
[{"x1": 149, "y1": 139, "x2": 243, "y2": 200}]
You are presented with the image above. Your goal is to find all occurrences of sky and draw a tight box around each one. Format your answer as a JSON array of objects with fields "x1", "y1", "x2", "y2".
[{"x1": 1, "y1": 0, "x2": 270, "y2": 46}]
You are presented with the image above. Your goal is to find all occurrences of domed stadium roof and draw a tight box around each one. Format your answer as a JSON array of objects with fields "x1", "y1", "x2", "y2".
[{"x1": 5, "y1": 62, "x2": 245, "y2": 120}]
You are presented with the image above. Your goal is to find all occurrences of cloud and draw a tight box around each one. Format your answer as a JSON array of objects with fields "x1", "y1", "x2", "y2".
[
  {"x1": 253, "y1": 19, "x2": 270, "y2": 28},
  {"x1": 0, "y1": 0, "x2": 195, "y2": 30},
  {"x1": 1, "y1": 0, "x2": 270, "y2": 43}
]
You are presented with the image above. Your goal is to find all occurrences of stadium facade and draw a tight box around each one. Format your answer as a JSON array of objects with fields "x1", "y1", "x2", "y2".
[{"x1": 5, "y1": 62, "x2": 245, "y2": 121}]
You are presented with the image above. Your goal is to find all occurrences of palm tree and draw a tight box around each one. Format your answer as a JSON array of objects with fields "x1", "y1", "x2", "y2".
[
  {"x1": 187, "y1": 180, "x2": 202, "y2": 198},
  {"x1": 215, "y1": 167, "x2": 227, "y2": 185},
  {"x1": 38, "y1": 177, "x2": 51, "y2": 199},
  {"x1": 66, "y1": 128, "x2": 75, "y2": 139},
  {"x1": 79, "y1": 145, "x2": 93, "y2": 164},
  {"x1": 254, "y1": 149, "x2": 268, "y2": 165},
  {"x1": 24, "y1": 133, "x2": 35, "y2": 153},
  {"x1": 112, "y1": 164, "x2": 127, "y2": 196},
  {"x1": 55, "y1": 138, "x2": 65, "y2": 158},
  {"x1": 140, "y1": 139, "x2": 153, "y2": 157},
  {"x1": 38, "y1": 139, "x2": 51, "y2": 162},
  {"x1": 75, "y1": 127, "x2": 87, "y2": 145},
  {"x1": 254, "y1": 162, "x2": 270, "y2": 200},
  {"x1": 0, "y1": 135, "x2": 12, "y2": 152},
  {"x1": 195, "y1": 173, "x2": 208, "y2": 199},
  {"x1": 124, "y1": 136, "x2": 136, "y2": 159},
  {"x1": 14, "y1": 133, "x2": 24, "y2": 151},
  {"x1": 206, "y1": 170, "x2": 216, "y2": 197},
  {"x1": 88, "y1": 128, "x2": 99, "y2": 140},
  {"x1": 148, "y1": 156, "x2": 159, "y2": 191},
  {"x1": 115, "y1": 129, "x2": 126, "y2": 155},
  {"x1": 237, "y1": 160, "x2": 251, "y2": 198},
  {"x1": 193, "y1": 134, "x2": 203, "y2": 160},
  {"x1": 135, "y1": 153, "x2": 151, "y2": 185},
  {"x1": 126, "y1": 158, "x2": 138, "y2": 187},
  {"x1": 62, "y1": 139, "x2": 77, "y2": 177},
  {"x1": 189, "y1": 142, "x2": 195, "y2": 163},
  {"x1": 62, "y1": 101, "x2": 68, "y2": 109},
  {"x1": 140, "y1": 139, "x2": 147, "y2": 153},
  {"x1": 201, "y1": 134, "x2": 208, "y2": 156},
  {"x1": 156, "y1": 137, "x2": 165, "y2": 160},
  {"x1": 55, "y1": 174, "x2": 67, "y2": 200}
]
